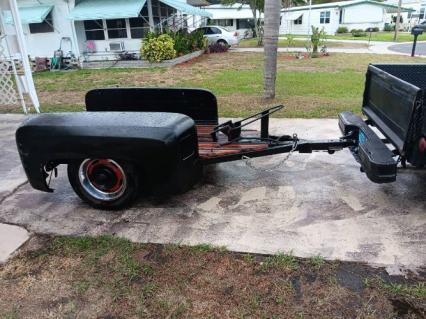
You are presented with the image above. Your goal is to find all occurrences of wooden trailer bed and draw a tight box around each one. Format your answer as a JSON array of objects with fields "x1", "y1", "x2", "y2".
[{"x1": 196, "y1": 125, "x2": 268, "y2": 159}]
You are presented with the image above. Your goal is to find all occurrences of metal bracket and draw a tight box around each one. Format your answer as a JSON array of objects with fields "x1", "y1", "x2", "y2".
[{"x1": 210, "y1": 105, "x2": 284, "y2": 142}]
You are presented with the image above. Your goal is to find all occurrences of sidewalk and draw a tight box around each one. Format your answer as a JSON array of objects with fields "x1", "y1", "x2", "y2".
[
  {"x1": 0, "y1": 114, "x2": 30, "y2": 263},
  {"x1": 234, "y1": 38, "x2": 426, "y2": 56}
]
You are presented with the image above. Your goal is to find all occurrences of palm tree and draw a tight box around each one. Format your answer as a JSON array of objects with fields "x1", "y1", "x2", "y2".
[
  {"x1": 221, "y1": 0, "x2": 264, "y2": 46},
  {"x1": 263, "y1": 0, "x2": 281, "y2": 99},
  {"x1": 263, "y1": 0, "x2": 306, "y2": 99}
]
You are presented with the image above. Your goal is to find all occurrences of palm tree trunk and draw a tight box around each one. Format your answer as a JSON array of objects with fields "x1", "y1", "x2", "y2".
[
  {"x1": 263, "y1": 0, "x2": 281, "y2": 99},
  {"x1": 393, "y1": 0, "x2": 402, "y2": 41}
]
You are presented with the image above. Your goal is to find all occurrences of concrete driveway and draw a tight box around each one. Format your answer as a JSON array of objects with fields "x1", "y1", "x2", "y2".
[
  {"x1": 389, "y1": 42, "x2": 426, "y2": 56},
  {"x1": 0, "y1": 114, "x2": 425, "y2": 272}
]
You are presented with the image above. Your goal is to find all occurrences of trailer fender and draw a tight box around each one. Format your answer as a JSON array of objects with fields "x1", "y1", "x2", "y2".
[{"x1": 16, "y1": 112, "x2": 199, "y2": 193}]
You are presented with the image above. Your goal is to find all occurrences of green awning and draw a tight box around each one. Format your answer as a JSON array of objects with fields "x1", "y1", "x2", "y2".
[
  {"x1": 3, "y1": 5, "x2": 53, "y2": 24},
  {"x1": 69, "y1": 0, "x2": 146, "y2": 21},
  {"x1": 159, "y1": 0, "x2": 212, "y2": 17}
]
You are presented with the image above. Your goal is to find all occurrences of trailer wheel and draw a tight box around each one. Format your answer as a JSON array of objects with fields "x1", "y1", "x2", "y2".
[{"x1": 68, "y1": 159, "x2": 139, "y2": 210}]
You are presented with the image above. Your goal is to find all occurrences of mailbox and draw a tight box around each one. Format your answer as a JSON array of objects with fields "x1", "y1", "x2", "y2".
[{"x1": 411, "y1": 27, "x2": 423, "y2": 36}]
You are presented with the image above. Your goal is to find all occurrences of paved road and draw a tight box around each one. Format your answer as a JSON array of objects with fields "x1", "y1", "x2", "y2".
[
  {"x1": 389, "y1": 42, "x2": 426, "y2": 56},
  {"x1": 0, "y1": 115, "x2": 425, "y2": 273},
  {"x1": 235, "y1": 40, "x2": 426, "y2": 56}
]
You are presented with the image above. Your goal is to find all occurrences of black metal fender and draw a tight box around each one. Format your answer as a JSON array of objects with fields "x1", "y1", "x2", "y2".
[{"x1": 16, "y1": 112, "x2": 199, "y2": 192}]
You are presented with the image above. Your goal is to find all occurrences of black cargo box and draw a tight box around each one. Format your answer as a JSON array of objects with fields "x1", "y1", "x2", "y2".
[{"x1": 363, "y1": 64, "x2": 426, "y2": 166}]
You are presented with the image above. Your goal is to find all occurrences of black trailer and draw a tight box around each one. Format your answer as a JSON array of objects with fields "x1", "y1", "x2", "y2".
[{"x1": 16, "y1": 64, "x2": 426, "y2": 209}]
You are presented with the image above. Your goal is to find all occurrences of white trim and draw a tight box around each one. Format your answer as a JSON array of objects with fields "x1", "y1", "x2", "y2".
[
  {"x1": 8, "y1": 0, "x2": 39, "y2": 112},
  {"x1": 125, "y1": 18, "x2": 131, "y2": 39}
]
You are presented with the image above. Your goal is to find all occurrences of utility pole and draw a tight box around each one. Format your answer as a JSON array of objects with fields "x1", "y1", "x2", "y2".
[
  {"x1": 394, "y1": 0, "x2": 402, "y2": 41},
  {"x1": 307, "y1": 0, "x2": 312, "y2": 35}
]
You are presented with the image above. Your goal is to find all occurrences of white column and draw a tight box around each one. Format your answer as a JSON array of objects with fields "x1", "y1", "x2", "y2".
[
  {"x1": 157, "y1": 1, "x2": 163, "y2": 32},
  {"x1": 147, "y1": 0, "x2": 155, "y2": 31},
  {"x1": 66, "y1": 0, "x2": 81, "y2": 59},
  {"x1": 307, "y1": 0, "x2": 312, "y2": 35},
  {"x1": 8, "y1": 0, "x2": 40, "y2": 112}
]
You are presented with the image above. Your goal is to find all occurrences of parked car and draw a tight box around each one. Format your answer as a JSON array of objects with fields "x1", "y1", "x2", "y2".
[{"x1": 193, "y1": 26, "x2": 240, "y2": 46}]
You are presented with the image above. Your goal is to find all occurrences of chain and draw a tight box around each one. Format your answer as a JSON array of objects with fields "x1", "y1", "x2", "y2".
[{"x1": 242, "y1": 134, "x2": 298, "y2": 172}]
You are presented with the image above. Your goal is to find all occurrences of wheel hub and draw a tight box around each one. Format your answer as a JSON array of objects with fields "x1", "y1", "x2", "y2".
[{"x1": 78, "y1": 159, "x2": 127, "y2": 201}]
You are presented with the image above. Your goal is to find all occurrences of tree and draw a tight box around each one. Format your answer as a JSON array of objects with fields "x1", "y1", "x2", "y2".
[
  {"x1": 393, "y1": 0, "x2": 402, "y2": 41},
  {"x1": 221, "y1": 0, "x2": 264, "y2": 46},
  {"x1": 263, "y1": 0, "x2": 281, "y2": 99}
]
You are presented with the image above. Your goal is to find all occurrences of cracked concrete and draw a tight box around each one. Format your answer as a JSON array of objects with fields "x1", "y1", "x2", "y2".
[
  {"x1": 0, "y1": 114, "x2": 425, "y2": 272},
  {"x1": 0, "y1": 114, "x2": 30, "y2": 262}
]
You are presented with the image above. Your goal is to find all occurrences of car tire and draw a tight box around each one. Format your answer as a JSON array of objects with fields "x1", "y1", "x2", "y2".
[
  {"x1": 217, "y1": 39, "x2": 228, "y2": 46},
  {"x1": 67, "y1": 158, "x2": 139, "y2": 210}
]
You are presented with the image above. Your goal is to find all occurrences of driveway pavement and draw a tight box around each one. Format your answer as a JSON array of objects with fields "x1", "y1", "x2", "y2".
[
  {"x1": 389, "y1": 42, "x2": 426, "y2": 56},
  {"x1": 0, "y1": 114, "x2": 425, "y2": 273},
  {"x1": 234, "y1": 40, "x2": 426, "y2": 57}
]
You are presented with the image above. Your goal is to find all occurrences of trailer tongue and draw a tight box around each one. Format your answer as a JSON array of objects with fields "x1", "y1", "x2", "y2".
[{"x1": 15, "y1": 64, "x2": 425, "y2": 209}]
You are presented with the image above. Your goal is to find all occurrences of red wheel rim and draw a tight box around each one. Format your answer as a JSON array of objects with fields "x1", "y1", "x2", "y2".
[{"x1": 78, "y1": 159, "x2": 127, "y2": 201}]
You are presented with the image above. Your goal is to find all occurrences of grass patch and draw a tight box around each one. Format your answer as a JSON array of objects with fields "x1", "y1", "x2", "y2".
[
  {"x1": 0, "y1": 235, "x2": 424, "y2": 318},
  {"x1": 328, "y1": 31, "x2": 426, "y2": 42},
  {"x1": 309, "y1": 255, "x2": 326, "y2": 270},
  {"x1": 189, "y1": 243, "x2": 228, "y2": 253},
  {"x1": 6, "y1": 52, "x2": 425, "y2": 118},
  {"x1": 279, "y1": 32, "x2": 426, "y2": 42},
  {"x1": 239, "y1": 38, "x2": 368, "y2": 48},
  {"x1": 261, "y1": 252, "x2": 299, "y2": 272},
  {"x1": 381, "y1": 282, "x2": 426, "y2": 299}
]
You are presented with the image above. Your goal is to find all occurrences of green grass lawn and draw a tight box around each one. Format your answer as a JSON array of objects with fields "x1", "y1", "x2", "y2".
[
  {"x1": 3, "y1": 52, "x2": 424, "y2": 118},
  {"x1": 277, "y1": 31, "x2": 426, "y2": 42},
  {"x1": 239, "y1": 38, "x2": 368, "y2": 48},
  {"x1": 329, "y1": 31, "x2": 426, "y2": 42},
  {"x1": 1, "y1": 235, "x2": 424, "y2": 318}
]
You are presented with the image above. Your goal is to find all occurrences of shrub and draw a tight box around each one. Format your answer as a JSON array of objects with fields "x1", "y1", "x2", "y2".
[
  {"x1": 208, "y1": 42, "x2": 229, "y2": 53},
  {"x1": 336, "y1": 26, "x2": 348, "y2": 34},
  {"x1": 141, "y1": 33, "x2": 176, "y2": 62},
  {"x1": 364, "y1": 27, "x2": 380, "y2": 32},
  {"x1": 168, "y1": 30, "x2": 191, "y2": 55},
  {"x1": 310, "y1": 26, "x2": 326, "y2": 55},
  {"x1": 384, "y1": 23, "x2": 395, "y2": 32},
  {"x1": 163, "y1": 30, "x2": 208, "y2": 56},
  {"x1": 189, "y1": 29, "x2": 208, "y2": 51},
  {"x1": 351, "y1": 29, "x2": 367, "y2": 37}
]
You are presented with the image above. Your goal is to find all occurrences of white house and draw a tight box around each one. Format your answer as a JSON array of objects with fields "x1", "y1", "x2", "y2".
[
  {"x1": 384, "y1": 0, "x2": 426, "y2": 30},
  {"x1": 0, "y1": 0, "x2": 211, "y2": 61},
  {"x1": 203, "y1": 4, "x2": 263, "y2": 37},
  {"x1": 280, "y1": 0, "x2": 413, "y2": 35}
]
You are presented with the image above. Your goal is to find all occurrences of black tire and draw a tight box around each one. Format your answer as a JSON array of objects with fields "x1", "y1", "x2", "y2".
[
  {"x1": 217, "y1": 39, "x2": 228, "y2": 46},
  {"x1": 67, "y1": 159, "x2": 139, "y2": 210}
]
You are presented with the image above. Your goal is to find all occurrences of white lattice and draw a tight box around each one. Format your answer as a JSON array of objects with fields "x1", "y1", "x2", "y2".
[{"x1": 0, "y1": 41, "x2": 18, "y2": 106}]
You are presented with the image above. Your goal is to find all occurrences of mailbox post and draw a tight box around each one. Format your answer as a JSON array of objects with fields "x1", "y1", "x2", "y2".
[
  {"x1": 411, "y1": 27, "x2": 423, "y2": 57},
  {"x1": 367, "y1": 27, "x2": 373, "y2": 46}
]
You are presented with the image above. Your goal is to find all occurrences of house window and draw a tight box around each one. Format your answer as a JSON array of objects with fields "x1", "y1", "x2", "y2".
[
  {"x1": 294, "y1": 16, "x2": 302, "y2": 25},
  {"x1": 320, "y1": 11, "x2": 330, "y2": 24},
  {"x1": 129, "y1": 17, "x2": 149, "y2": 39},
  {"x1": 236, "y1": 19, "x2": 254, "y2": 29},
  {"x1": 84, "y1": 20, "x2": 105, "y2": 40},
  {"x1": 209, "y1": 19, "x2": 233, "y2": 27},
  {"x1": 29, "y1": 12, "x2": 53, "y2": 33},
  {"x1": 106, "y1": 19, "x2": 127, "y2": 39}
]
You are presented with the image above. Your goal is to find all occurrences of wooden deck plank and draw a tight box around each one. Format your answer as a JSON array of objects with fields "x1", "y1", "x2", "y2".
[{"x1": 196, "y1": 124, "x2": 268, "y2": 159}]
